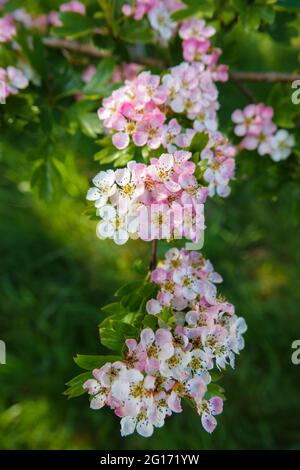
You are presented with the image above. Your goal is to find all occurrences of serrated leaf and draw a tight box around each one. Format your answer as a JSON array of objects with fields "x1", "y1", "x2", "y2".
[
  {"x1": 190, "y1": 132, "x2": 209, "y2": 153},
  {"x1": 53, "y1": 12, "x2": 95, "y2": 39},
  {"x1": 74, "y1": 354, "x2": 122, "y2": 370},
  {"x1": 64, "y1": 371, "x2": 92, "y2": 398},
  {"x1": 83, "y1": 58, "x2": 115, "y2": 97}
]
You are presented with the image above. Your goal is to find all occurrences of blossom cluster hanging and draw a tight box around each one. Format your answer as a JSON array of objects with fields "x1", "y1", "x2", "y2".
[
  {"x1": 86, "y1": 154, "x2": 207, "y2": 245},
  {"x1": 232, "y1": 103, "x2": 295, "y2": 162},
  {"x1": 83, "y1": 248, "x2": 247, "y2": 438}
]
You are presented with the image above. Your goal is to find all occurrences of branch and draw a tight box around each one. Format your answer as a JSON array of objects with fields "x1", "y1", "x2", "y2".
[
  {"x1": 230, "y1": 76, "x2": 256, "y2": 103},
  {"x1": 149, "y1": 240, "x2": 157, "y2": 272},
  {"x1": 43, "y1": 38, "x2": 165, "y2": 68},
  {"x1": 43, "y1": 38, "x2": 300, "y2": 82},
  {"x1": 43, "y1": 37, "x2": 111, "y2": 59},
  {"x1": 230, "y1": 71, "x2": 300, "y2": 83}
]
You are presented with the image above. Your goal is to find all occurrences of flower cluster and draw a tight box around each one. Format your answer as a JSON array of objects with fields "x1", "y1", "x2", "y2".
[
  {"x1": 146, "y1": 248, "x2": 223, "y2": 313},
  {"x1": 178, "y1": 19, "x2": 229, "y2": 83},
  {"x1": 97, "y1": 62, "x2": 225, "y2": 148},
  {"x1": 83, "y1": 249, "x2": 247, "y2": 438},
  {"x1": 0, "y1": 15, "x2": 16, "y2": 43},
  {"x1": 122, "y1": 0, "x2": 184, "y2": 41},
  {"x1": 0, "y1": 66, "x2": 29, "y2": 100},
  {"x1": 232, "y1": 103, "x2": 294, "y2": 161},
  {"x1": 86, "y1": 155, "x2": 208, "y2": 245}
]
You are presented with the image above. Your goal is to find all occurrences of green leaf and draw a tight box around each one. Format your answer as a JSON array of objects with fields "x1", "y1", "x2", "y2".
[
  {"x1": 120, "y1": 19, "x2": 154, "y2": 44},
  {"x1": 206, "y1": 383, "x2": 226, "y2": 399},
  {"x1": 31, "y1": 157, "x2": 63, "y2": 202},
  {"x1": 115, "y1": 280, "x2": 144, "y2": 299},
  {"x1": 74, "y1": 354, "x2": 122, "y2": 370},
  {"x1": 99, "y1": 317, "x2": 139, "y2": 352},
  {"x1": 79, "y1": 113, "x2": 103, "y2": 138},
  {"x1": 189, "y1": 132, "x2": 209, "y2": 154},
  {"x1": 83, "y1": 58, "x2": 115, "y2": 97},
  {"x1": 64, "y1": 371, "x2": 92, "y2": 398},
  {"x1": 277, "y1": 0, "x2": 300, "y2": 9},
  {"x1": 53, "y1": 12, "x2": 95, "y2": 39}
]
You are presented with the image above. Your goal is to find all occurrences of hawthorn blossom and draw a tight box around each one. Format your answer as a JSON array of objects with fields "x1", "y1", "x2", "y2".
[
  {"x1": 86, "y1": 170, "x2": 117, "y2": 208},
  {"x1": 197, "y1": 397, "x2": 223, "y2": 433},
  {"x1": 60, "y1": 1, "x2": 86, "y2": 15},
  {"x1": 201, "y1": 131, "x2": 236, "y2": 197},
  {"x1": 0, "y1": 66, "x2": 29, "y2": 100},
  {"x1": 270, "y1": 129, "x2": 294, "y2": 161},
  {"x1": 0, "y1": 15, "x2": 16, "y2": 43}
]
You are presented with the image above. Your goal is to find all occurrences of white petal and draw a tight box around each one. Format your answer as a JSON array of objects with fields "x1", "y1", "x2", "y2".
[
  {"x1": 114, "y1": 229, "x2": 129, "y2": 245},
  {"x1": 120, "y1": 417, "x2": 136, "y2": 437},
  {"x1": 86, "y1": 187, "x2": 101, "y2": 201},
  {"x1": 96, "y1": 221, "x2": 114, "y2": 239}
]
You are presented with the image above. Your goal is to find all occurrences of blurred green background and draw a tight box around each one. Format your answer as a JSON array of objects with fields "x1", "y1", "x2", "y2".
[
  {"x1": 1, "y1": 0, "x2": 300, "y2": 450},
  {"x1": 1, "y1": 149, "x2": 300, "y2": 450}
]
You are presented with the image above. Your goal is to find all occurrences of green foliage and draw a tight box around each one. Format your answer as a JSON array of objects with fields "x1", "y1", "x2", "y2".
[{"x1": 1, "y1": 0, "x2": 300, "y2": 451}]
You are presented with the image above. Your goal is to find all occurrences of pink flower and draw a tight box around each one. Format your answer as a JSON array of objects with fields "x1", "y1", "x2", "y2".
[
  {"x1": 179, "y1": 19, "x2": 216, "y2": 41},
  {"x1": 183, "y1": 38, "x2": 211, "y2": 62},
  {"x1": 60, "y1": 1, "x2": 86, "y2": 15},
  {"x1": 198, "y1": 397, "x2": 223, "y2": 433},
  {"x1": 0, "y1": 15, "x2": 16, "y2": 43},
  {"x1": 82, "y1": 65, "x2": 96, "y2": 83}
]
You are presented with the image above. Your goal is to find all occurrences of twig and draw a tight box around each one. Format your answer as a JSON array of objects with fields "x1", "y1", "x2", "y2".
[
  {"x1": 230, "y1": 71, "x2": 300, "y2": 83},
  {"x1": 43, "y1": 37, "x2": 111, "y2": 58},
  {"x1": 231, "y1": 76, "x2": 256, "y2": 103},
  {"x1": 43, "y1": 38, "x2": 300, "y2": 82},
  {"x1": 149, "y1": 240, "x2": 157, "y2": 272}
]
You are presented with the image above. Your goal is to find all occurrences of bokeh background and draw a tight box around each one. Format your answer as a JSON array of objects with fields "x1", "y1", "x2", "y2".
[{"x1": 1, "y1": 0, "x2": 300, "y2": 450}]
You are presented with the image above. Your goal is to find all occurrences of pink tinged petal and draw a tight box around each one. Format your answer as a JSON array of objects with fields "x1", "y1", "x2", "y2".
[
  {"x1": 186, "y1": 377, "x2": 206, "y2": 404},
  {"x1": 83, "y1": 379, "x2": 100, "y2": 395},
  {"x1": 209, "y1": 397, "x2": 223, "y2": 415},
  {"x1": 231, "y1": 109, "x2": 244, "y2": 123},
  {"x1": 234, "y1": 124, "x2": 247, "y2": 137},
  {"x1": 155, "y1": 328, "x2": 173, "y2": 345},
  {"x1": 146, "y1": 299, "x2": 162, "y2": 315},
  {"x1": 151, "y1": 267, "x2": 167, "y2": 284},
  {"x1": 120, "y1": 417, "x2": 136, "y2": 437},
  {"x1": 241, "y1": 135, "x2": 258, "y2": 150},
  {"x1": 168, "y1": 391, "x2": 182, "y2": 413},
  {"x1": 112, "y1": 132, "x2": 130, "y2": 150},
  {"x1": 140, "y1": 328, "x2": 155, "y2": 346},
  {"x1": 115, "y1": 168, "x2": 130, "y2": 186},
  {"x1": 114, "y1": 229, "x2": 129, "y2": 245},
  {"x1": 111, "y1": 379, "x2": 130, "y2": 401},
  {"x1": 86, "y1": 187, "x2": 101, "y2": 201},
  {"x1": 133, "y1": 131, "x2": 148, "y2": 147},
  {"x1": 201, "y1": 413, "x2": 217, "y2": 433},
  {"x1": 159, "y1": 343, "x2": 174, "y2": 361},
  {"x1": 136, "y1": 419, "x2": 154, "y2": 438},
  {"x1": 165, "y1": 179, "x2": 181, "y2": 193},
  {"x1": 126, "y1": 338, "x2": 138, "y2": 353},
  {"x1": 144, "y1": 375, "x2": 156, "y2": 390},
  {"x1": 126, "y1": 369, "x2": 144, "y2": 383},
  {"x1": 90, "y1": 393, "x2": 106, "y2": 409}
]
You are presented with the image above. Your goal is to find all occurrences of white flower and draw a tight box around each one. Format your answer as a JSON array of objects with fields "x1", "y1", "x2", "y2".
[
  {"x1": 96, "y1": 204, "x2": 139, "y2": 245},
  {"x1": 86, "y1": 170, "x2": 116, "y2": 208},
  {"x1": 160, "y1": 348, "x2": 191, "y2": 381},
  {"x1": 148, "y1": 5, "x2": 176, "y2": 41},
  {"x1": 270, "y1": 129, "x2": 294, "y2": 161},
  {"x1": 121, "y1": 411, "x2": 154, "y2": 438}
]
